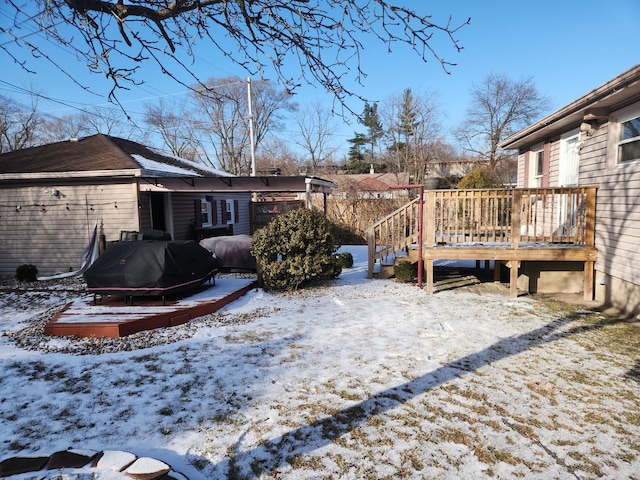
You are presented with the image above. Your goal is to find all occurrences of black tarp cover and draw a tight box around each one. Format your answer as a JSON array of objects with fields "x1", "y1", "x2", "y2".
[{"x1": 84, "y1": 240, "x2": 219, "y2": 296}]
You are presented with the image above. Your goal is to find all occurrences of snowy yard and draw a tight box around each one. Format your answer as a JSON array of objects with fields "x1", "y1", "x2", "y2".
[{"x1": 0, "y1": 246, "x2": 639, "y2": 479}]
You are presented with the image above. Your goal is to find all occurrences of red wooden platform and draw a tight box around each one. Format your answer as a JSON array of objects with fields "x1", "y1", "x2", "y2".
[{"x1": 44, "y1": 278, "x2": 258, "y2": 338}]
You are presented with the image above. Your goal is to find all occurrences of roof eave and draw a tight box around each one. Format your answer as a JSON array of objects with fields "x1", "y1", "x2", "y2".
[
  {"x1": 0, "y1": 169, "x2": 141, "y2": 181},
  {"x1": 500, "y1": 64, "x2": 640, "y2": 151}
]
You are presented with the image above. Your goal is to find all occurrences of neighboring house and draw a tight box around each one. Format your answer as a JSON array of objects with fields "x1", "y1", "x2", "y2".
[
  {"x1": 500, "y1": 64, "x2": 640, "y2": 315},
  {"x1": 0, "y1": 134, "x2": 335, "y2": 277},
  {"x1": 424, "y1": 158, "x2": 485, "y2": 180},
  {"x1": 323, "y1": 171, "x2": 411, "y2": 199}
]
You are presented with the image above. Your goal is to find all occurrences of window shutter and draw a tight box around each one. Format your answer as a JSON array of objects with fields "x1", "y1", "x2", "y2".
[
  {"x1": 211, "y1": 199, "x2": 218, "y2": 225},
  {"x1": 194, "y1": 199, "x2": 203, "y2": 228},
  {"x1": 221, "y1": 200, "x2": 229, "y2": 223},
  {"x1": 234, "y1": 200, "x2": 239, "y2": 223},
  {"x1": 542, "y1": 142, "x2": 551, "y2": 187}
]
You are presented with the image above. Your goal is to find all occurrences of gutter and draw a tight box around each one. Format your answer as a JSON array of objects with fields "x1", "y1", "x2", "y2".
[
  {"x1": 0, "y1": 169, "x2": 140, "y2": 181},
  {"x1": 500, "y1": 64, "x2": 640, "y2": 149}
]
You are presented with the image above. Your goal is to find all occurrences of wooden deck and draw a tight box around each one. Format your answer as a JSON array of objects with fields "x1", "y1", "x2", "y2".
[
  {"x1": 44, "y1": 278, "x2": 258, "y2": 338},
  {"x1": 368, "y1": 187, "x2": 598, "y2": 299}
]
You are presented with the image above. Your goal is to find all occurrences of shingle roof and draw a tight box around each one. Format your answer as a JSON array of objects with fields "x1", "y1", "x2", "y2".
[
  {"x1": 0, "y1": 134, "x2": 224, "y2": 177},
  {"x1": 357, "y1": 176, "x2": 392, "y2": 192},
  {"x1": 322, "y1": 172, "x2": 411, "y2": 192}
]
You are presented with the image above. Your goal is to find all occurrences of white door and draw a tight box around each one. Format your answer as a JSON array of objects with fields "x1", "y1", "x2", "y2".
[
  {"x1": 558, "y1": 130, "x2": 580, "y2": 235},
  {"x1": 559, "y1": 131, "x2": 580, "y2": 186}
]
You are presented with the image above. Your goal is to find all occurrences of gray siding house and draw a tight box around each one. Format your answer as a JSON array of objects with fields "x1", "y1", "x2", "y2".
[
  {"x1": 500, "y1": 64, "x2": 640, "y2": 315},
  {"x1": 0, "y1": 134, "x2": 335, "y2": 277}
]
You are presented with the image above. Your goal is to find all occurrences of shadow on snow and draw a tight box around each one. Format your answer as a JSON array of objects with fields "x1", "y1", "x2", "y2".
[{"x1": 215, "y1": 312, "x2": 608, "y2": 477}]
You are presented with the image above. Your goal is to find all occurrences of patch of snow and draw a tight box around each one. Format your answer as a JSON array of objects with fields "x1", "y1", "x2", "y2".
[{"x1": 0, "y1": 246, "x2": 637, "y2": 479}]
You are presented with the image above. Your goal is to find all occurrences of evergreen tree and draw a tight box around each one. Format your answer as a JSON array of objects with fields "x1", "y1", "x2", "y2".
[
  {"x1": 347, "y1": 132, "x2": 368, "y2": 164},
  {"x1": 361, "y1": 102, "x2": 384, "y2": 162}
]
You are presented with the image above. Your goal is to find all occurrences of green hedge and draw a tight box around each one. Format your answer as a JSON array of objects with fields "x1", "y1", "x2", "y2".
[{"x1": 251, "y1": 209, "x2": 341, "y2": 291}]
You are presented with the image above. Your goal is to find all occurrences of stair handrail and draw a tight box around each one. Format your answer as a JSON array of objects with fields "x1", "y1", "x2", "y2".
[{"x1": 367, "y1": 196, "x2": 421, "y2": 278}]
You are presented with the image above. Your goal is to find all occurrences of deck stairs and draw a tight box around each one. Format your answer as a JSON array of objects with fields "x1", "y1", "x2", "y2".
[
  {"x1": 366, "y1": 187, "x2": 598, "y2": 299},
  {"x1": 367, "y1": 196, "x2": 422, "y2": 279}
]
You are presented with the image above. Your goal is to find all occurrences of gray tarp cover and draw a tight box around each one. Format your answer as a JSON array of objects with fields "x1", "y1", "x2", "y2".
[{"x1": 199, "y1": 235, "x2": 256, "y2": 271}]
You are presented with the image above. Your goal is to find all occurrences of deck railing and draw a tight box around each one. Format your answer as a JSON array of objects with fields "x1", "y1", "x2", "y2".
[
  {"x1": 367, "y1": 196, "x2": 421, "y2": 267},
  {"x1": 368, "y1": 186, "x2": 597, "y2": 278}
]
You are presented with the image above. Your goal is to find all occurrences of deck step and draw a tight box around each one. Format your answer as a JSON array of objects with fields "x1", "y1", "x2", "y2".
[
  {"x1": 373, "y1": 252, "x2": 420, "y2": 279},
  {"x1": 376, "y1": 264, "x2": 395, "y2": 279}
]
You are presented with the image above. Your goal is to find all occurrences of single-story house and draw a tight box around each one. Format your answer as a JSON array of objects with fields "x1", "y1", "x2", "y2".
[
  {"x1": 500, "y1": 63, "x2": 640, "y2": 315},
  {"x1": 322, "y1": 171, "x2": 412, "y2": 199},
  {"x1": 0, "y1": 134, "x2": 335, "y2": 277}
]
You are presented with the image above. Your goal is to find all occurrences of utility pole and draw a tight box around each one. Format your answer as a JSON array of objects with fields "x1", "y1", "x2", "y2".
[{"x1": 247, "y1": 77, "x2": 256, "y2": 177}]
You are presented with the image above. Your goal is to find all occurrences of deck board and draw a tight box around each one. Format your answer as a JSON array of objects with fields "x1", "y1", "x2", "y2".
[{"x1": 44, "y1": 278, "x2": 258, "y2": 338}]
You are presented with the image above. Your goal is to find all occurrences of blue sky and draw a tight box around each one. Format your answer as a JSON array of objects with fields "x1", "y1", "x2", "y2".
[{"x1": 1, "y1": 1, "x2": 639, "y2": 158}]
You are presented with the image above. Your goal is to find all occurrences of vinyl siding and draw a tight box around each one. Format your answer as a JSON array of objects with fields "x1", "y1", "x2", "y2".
[
  {"x1": 170, "y1": 192, "x2": 252, "y2": 241},
  {"x1": 0, "y1": 181, "x2": 139, "y2": 276},
  {"x1": 517, "y1": 153, "x2": 526, "y2": 187},
  {"x1": 536, "y1": 107, "x2": 640, "y2": 291},
  {"x1": 585, "y1": 118, "x2": 640, "y2": 288}
]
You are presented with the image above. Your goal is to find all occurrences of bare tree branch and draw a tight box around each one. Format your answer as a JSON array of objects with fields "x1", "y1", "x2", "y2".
[
  {"x1": 454, "y1": 73, "x2": 551, "y2": 166},
  {"x1": 4, "y1": 1, "x2": 469, "y2": 111}
]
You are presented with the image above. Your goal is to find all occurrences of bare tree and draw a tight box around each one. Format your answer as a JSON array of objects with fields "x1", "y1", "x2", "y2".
[
  {"x1": 144, "y1": 98, "x2": 198, "y2": 160},
  {"x1": 0, "y1": 95, "x2": 43, "y2": 152},
  {"x1": 455, "y1": 73, "x2": 551, "y2": 167},
  {"x1": 80, "y1": 106, "x2": 133, "y2": 137},
  {"x1": 380, "y1": 87, "x2": 442, "y2": 184},
  {"x1": 255, "y1": 138, "x2": 301, "y2": 176},
  {"x1": 188, "y1": 76, "x2": 295, "y2": 174},
  {"x1": 38, "y1": 114, "x2": 88, "y2": 144},
  {"x1": 292, "y1": 101, "x2": 340, "y2": 173},
  {"x1": 2, "y1": 2, "x2": 468, "y2": 108},
  {"x1": 33, "y1": 105, "x2": 141, "y2": 145}
]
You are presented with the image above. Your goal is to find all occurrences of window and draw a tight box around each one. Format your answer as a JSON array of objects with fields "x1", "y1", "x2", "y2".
[
  {"x1": 618, "y1": 115, "x2": 640, "y2": 163},
  {"x1": 535, "y1": 150, "x2": 544, "y2": 177},
  {"x1": 224, "y1": 199, "x2": 236, "y2": 224},
  {"x1": 200, "y1": 197, "x2": 213, "y2": 227},
  {"x1": 528, "y1": 146, "x2": 544, "y2": 187}
]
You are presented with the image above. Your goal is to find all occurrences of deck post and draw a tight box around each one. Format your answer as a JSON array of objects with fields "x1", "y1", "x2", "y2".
[
  {"x1": 507, "y1": 260, "x2": 520, "y2": 298},
  {"x1": 584, "y1": 260, "x2": 595, "y2": 301},
  {"x1": 511, "y1": 190, "x2": 522, "y2": 248},
  {"x1": 494, "y1": 261, "x2": 502, "y2": 283},
  {"x1": 583, "y1": 187, "x2": 597, "y2": 300},
  {"x1": 425, "y1": 258, "x2": 434, "y2": 294},
  {"x1": 367, "y1": 230, "x2": 375, "y2": 279}
]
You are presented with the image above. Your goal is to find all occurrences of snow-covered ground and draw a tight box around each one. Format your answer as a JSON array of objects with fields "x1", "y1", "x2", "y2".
[{"x1": 1, "y1": 246, "x2": 639, "y2": 479}]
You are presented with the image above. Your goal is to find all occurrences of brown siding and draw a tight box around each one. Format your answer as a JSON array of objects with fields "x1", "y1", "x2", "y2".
[{"x1": 0, "y1": 181, "x2": 139, "y2": 276}]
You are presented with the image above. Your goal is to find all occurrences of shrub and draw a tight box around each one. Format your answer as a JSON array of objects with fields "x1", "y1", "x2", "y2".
[
  {"x1": 16, "y1": 264, "x2": 38, "y2": 282},
  {"x1": 251, "y1": 208, "x2": 341, "y2": 291},
  {"x1": 394, "y1": 260, "x2": 415, "y2": 283},
  {"x1": 335, "y1": 252, "x2": 354, "y2": 269},
  {"x1": 457, "y1": 165, "x2": 501, "y2": 189}
]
